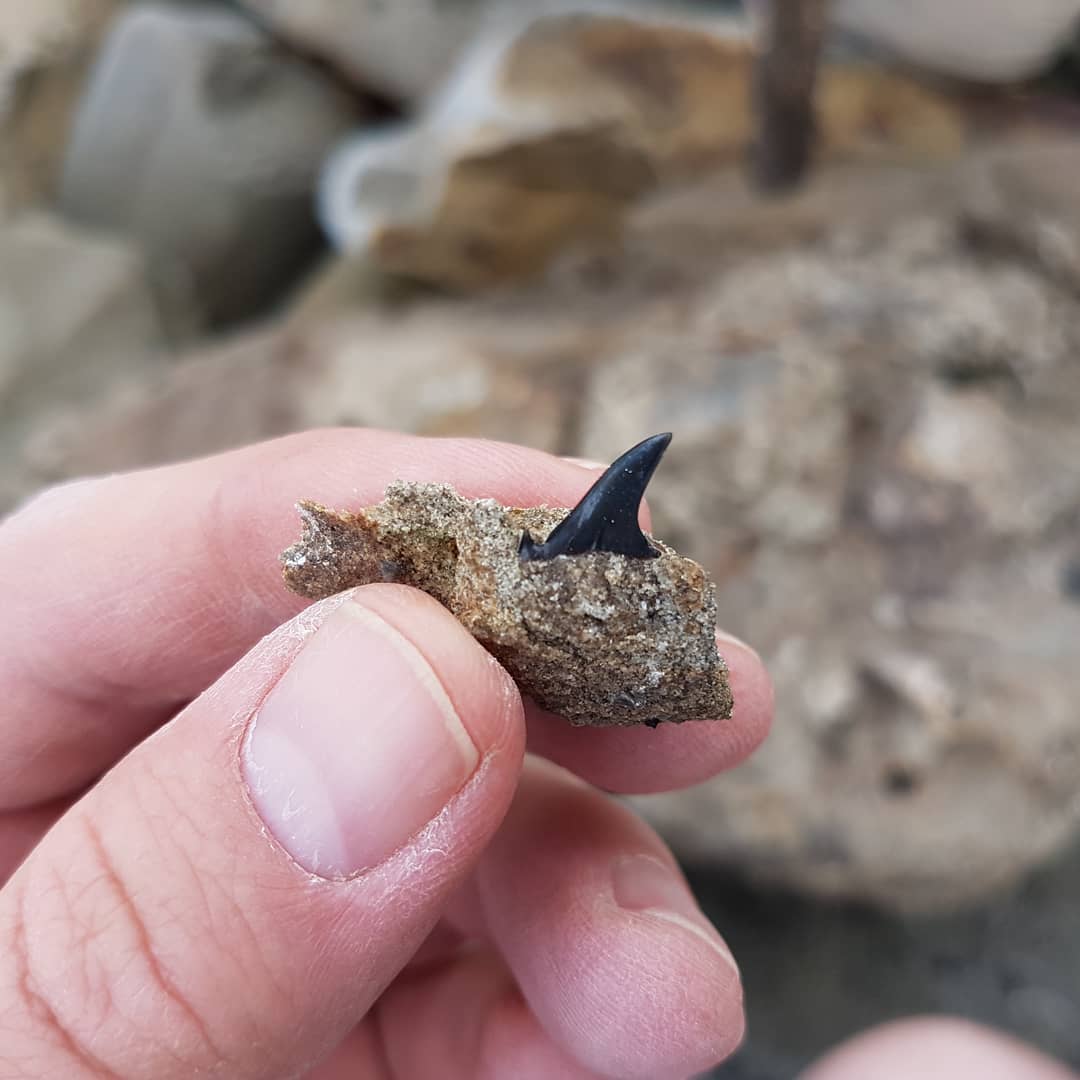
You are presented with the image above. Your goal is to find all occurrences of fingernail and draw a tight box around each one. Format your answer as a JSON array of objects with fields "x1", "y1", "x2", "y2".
[
  {"x1": 243, "y1": 600, "x2": 480, "y2": 878},
  {"x1": 612, "y1": 854, "x2": 739, "y2": 973}
]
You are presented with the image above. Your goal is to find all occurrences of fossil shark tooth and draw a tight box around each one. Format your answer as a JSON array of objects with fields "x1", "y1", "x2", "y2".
[
  {"x1": 518, "y1": 432, "x2": 673, "y2": 562},
  {"x1": 279, "y1": 430, "x2": 734, "y2": 728}
]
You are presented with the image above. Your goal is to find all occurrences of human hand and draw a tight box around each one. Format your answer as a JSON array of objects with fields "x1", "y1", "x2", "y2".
[
  {"x1": 803, "y1": 1017, "x2": 1078, "y2": 1079},
  {"x1": 0, "y1": 430, "x2": 773, "y2": 1079}
]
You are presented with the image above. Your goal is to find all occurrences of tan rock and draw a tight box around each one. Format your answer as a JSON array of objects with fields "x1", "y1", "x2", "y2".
[
  {"x1": 234, "y1": 0, "x2": 685, "y2": 104},
  {"x1": 833, "y1": 0, "x2": 1080, "y2": 82},
  {"x1": 0, "y1": 213, "x2": 172, "y2": 509},
  {"x1": 281, "y1": 480, "x2": 733, "y2": 727},
  {"x1": 0, "y1": 0, "x2": 121, "y2": 216},
  {"x1": 289, "y1": 304, "x2": 587, "y2": 449},
  {"x1": 320, "y1": 12, "x2": 965, "y2": 289}
]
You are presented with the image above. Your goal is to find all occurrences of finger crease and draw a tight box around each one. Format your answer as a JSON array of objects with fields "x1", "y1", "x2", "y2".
[
  {"x1": 12, "y1": 880, "x2": 124, "y2": 1080},
  {"x1": 81, "y1": 820, "x2": 226, "y2": 1067}
]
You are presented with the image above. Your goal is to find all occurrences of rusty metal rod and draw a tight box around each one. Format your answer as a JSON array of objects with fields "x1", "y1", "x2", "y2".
[{"x1": 751, "y1": 0, "x2": 829, "y2": 192}]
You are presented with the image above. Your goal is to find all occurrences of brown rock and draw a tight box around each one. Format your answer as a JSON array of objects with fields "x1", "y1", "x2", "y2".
[
  {"x1": 282, "y1": 481, "x2": 733, "y2": 727},
  {"x1": 320, "y1": 12, "x2": 965, "y2": 289}
]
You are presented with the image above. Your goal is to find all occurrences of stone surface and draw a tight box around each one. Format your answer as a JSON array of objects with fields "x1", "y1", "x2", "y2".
[
  {"x1": 6, "y1": 289, "x2": 589, "y2": 513},
  {"x1": 606, "y1": 147, "x2": 1080, "y2": 913},
  {"x1": 0, "y1": 0, "x2": 121, "y2": 216},
  {"x1": 235, "y1": 0, "x2": 491, "y2": 103},
  {"x1": 19, "y1": 330, "x2": 300, "y2": 498},
  {"x1": 832, "y1": 0, "x2": 1080, "y2": 82},
  {"x1": 12, "y1": 137, "x2": 1080, "y2": 912},
  {"x1": 58, "y1": 4, "x2": 368, "y2": 327},
  {"x1": 0, "y1": 213, "x2": 171, "y2": 511},
  {"x1": 235, "y1": 0, "x2": 685, "y2": 104},
  {"x1": 751, "y1": 0, "x2": 829, "y2": 190},
  {"x1": 319, "y1": 11, "x2": 965, "y2": 289},
  {"x1": 282, "y1": 480, "x2": 733, "y2": 726}
]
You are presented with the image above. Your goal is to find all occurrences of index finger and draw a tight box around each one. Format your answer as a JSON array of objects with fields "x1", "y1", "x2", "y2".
[{"x1": 0, "y1": 428, "x2": 771, "y2": 808}]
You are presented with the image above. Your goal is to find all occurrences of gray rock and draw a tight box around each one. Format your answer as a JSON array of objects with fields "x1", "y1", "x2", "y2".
[
  {"x1": 0, "y1": 0, "x2": 122, "y2": 217},
  {"x1": 0, "y1": 213, "x2": 172, "y2": 510},
  {"x1": 236, "y1": 0, "x2": 492, "y2": 103},
  {"x1": 58, "y1": 4, "x2": 368, "y2": 327},
  {"x1": 831, "y1": 0, "x2": 1080, "y2": 82},
  {"x1": 18, "y1": 137, "x2": 1080, "y2": 914},
  {"x1": 691, "y1": 836, "x2": 1080, "y2": 1077}
]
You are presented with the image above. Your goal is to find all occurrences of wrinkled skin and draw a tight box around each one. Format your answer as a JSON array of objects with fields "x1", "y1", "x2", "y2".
[{"x1": 0, "y1": 430, "x2": 772, "y2": 1080}]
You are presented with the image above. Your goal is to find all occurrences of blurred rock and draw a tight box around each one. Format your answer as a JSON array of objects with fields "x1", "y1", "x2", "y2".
[
  {"x1": 235, "y1": 0, "x2": 491, "y2": 103},
  {"x1": 19, "y1": 137, "x2": 1080, "y2": 914},
  {"x1": 832, "y1": 0, "x2": 1080, "y2": 82},
  {"x1": 960, "y1": 139, "x2": 1080, "y2": 300},
  {"x1": 234, "y1": 0, "x2": 692, "y2": 104},
  {"x1": 320, "y1": 12, "x2": 964, "y2": 289},
  {"x1": 0, "y1": 0, "x2": 121, "y2": 216},
  {"x1": 58, "y1": 4, "x2": 368, "y2": 328},
  {"x1": 288, "y1": 305, "x2": 588, "y2": 449},
  {"x1": 313, "y1": 139, "x2": 1080, "y2": 913},
  {"x1": 0, "y1": 213, "x2": 171, "y2": 510},
  {"x1": 602, "y1": 148, "x2": 1080, "y2": 913},
  {"x1": 18, "y1": 290, "x2": 593, "y2": 498},
  {"x1": 21, "y1": 332, "x2": 299, "y2": 489}
]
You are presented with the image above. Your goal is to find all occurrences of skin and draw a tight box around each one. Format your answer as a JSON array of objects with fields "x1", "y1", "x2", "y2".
[
  {"x1": 803, "y1": 1017, "x2": 1079, "y2": 1080},
  {"x1": 0, "y1": 429, "x2": 775, "y2": 1080},
  {"x1": 2, "y1": 428, "x2": 1065, "y2": 1079}
]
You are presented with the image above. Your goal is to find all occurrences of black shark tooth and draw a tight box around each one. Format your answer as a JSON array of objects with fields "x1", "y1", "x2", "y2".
[{"x1": 519, "y1": 433, "x2": 672, "y2": 562}]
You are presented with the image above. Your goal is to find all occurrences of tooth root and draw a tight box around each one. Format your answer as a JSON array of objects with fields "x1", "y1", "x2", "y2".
[{"x1": 519, "y1": 433, "x2": 672, "y2": 562}]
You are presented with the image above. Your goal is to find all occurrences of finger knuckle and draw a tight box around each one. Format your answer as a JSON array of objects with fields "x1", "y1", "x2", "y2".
[{"x1": 6, "y1": 811, "x2": 231, "y2": 1078}]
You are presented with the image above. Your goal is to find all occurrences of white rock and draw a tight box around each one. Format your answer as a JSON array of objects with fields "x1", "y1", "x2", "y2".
[
  {"x1": 832, "y1": 0, "x2": 1080, "y2": 82},
  {"x1": 237, "y1": 0, "x2": 488, "y2": 104}
]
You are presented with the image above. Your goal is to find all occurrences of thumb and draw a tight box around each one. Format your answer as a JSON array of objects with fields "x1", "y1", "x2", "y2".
[{"x1": 0, "y1": 585, "x2": 524, "y2": 1079}]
